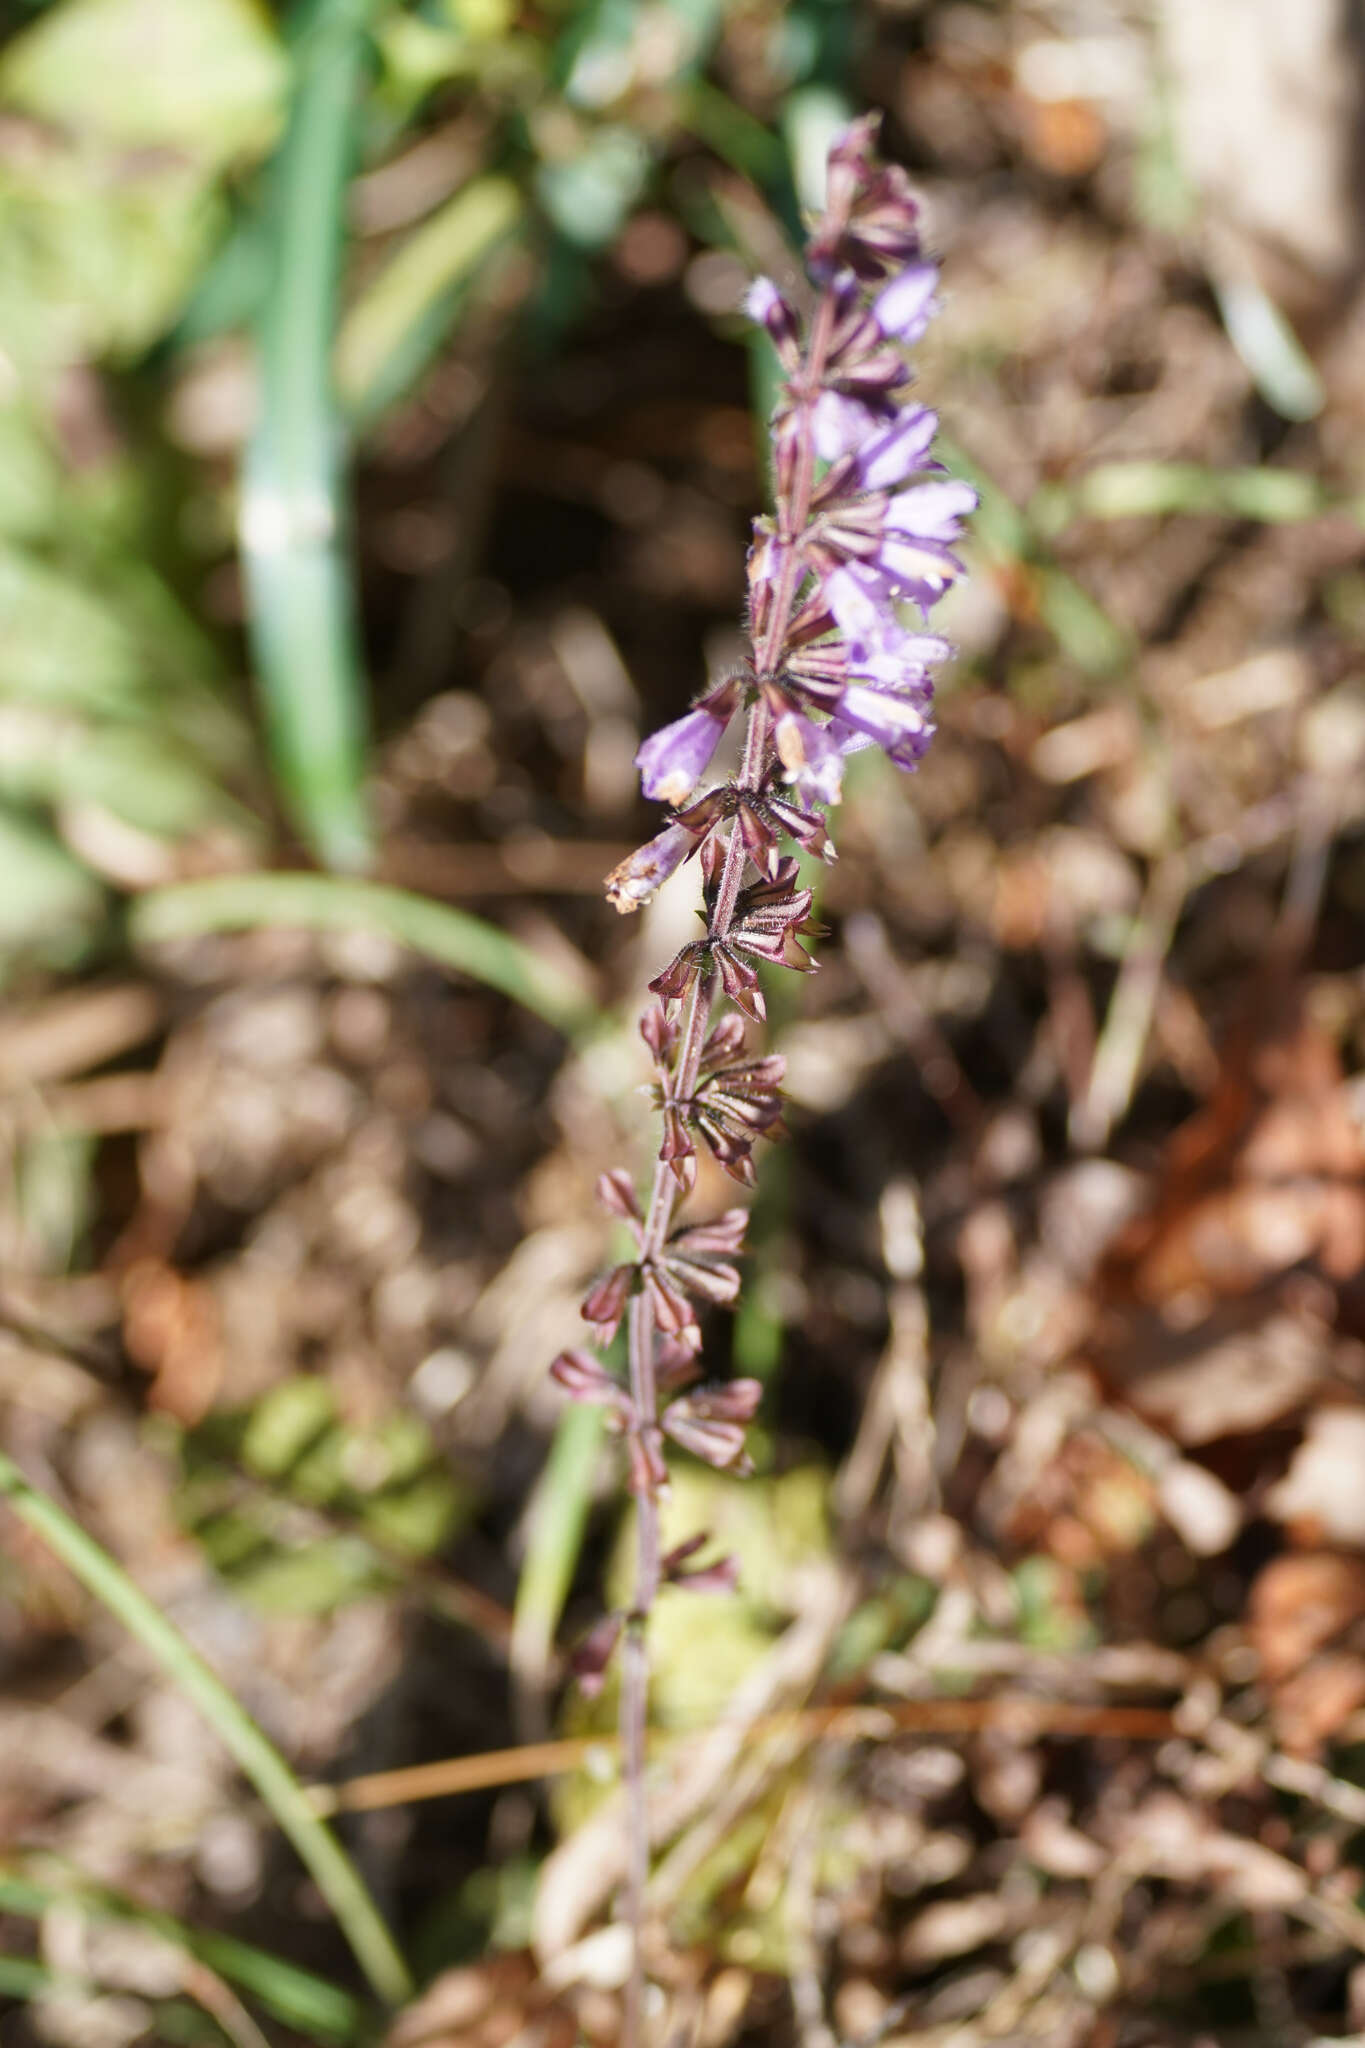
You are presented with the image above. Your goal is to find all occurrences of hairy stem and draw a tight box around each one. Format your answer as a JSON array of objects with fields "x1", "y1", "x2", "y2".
[
  {"x1": 621, "y1": 1290, "x2": 660, "y2": 2048},
  {"x1": 598, "y1": 123, "x2": 975, "y2": 2048},
  {"x1": 618, "y1": 262, "x2": 836, "y2": 2046}
]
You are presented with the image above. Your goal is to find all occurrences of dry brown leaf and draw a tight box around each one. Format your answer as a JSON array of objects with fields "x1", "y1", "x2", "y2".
[
  {"x1": 1014, "y1": 93, "x2": 1108, "y2": 178},
  {"x1": 120, "y1": 1258, "x2": 223, "y2": 1424},
  {"x1": 1099, "y1": 1302, "x2": 1326, "y2": 1445},
  {"x1": 1267, "y1": 1407, "x2": 1365, "y2": 1547},
  {"x1": 1101, "y1": 1007, "x2": 1365, "y2": 1310},
  {"x1": 1248, "y1": 1552, "x2": 1365, "y2": 1682},
  {"x1": 1271, "y1": 1652, "x2": 1365, "y2": 1756},
  {"x1": 384, "y1": 1957, "x2": 576, "y2": 2048}
]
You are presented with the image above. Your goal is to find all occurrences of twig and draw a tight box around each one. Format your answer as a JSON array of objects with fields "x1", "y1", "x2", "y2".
[{"x1": 307, "y1": 1693, "x2": 1179, "y2": 1817}]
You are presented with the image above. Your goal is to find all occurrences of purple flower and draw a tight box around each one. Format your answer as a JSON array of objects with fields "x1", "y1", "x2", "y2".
[
  {"x1": 635, "y1": 675, "x2": 742, "y2": 807},
  {"x1": 804, "y1": 478, "x2": 973, "y2": 617},
  {"x1": 606, "y1": 821, "x2": 692, "y2": 914},
  {"x1": 744, "y1": 277, "x2": 801, "y2": 372},
  {"x1": 873, "y1": 260, "x2": 939, "y2": 342},
  {"x1": 829, "y1": 681, "x2": 933, "y2": 770},
  {"x1": 814, "y1": 400, "x2": 940, "y2": 487},
  {"x1": 774, "y1": 707, "x2": 846, "y2": 806},
  {"x1": 811, "y1": 392, "x2": 885, "y2": 464},
  {"x1": 807, "y1": 114, "x2": 923, "y2": 283},
  {"x1": 636, "y1": 714, "x2": 718, "y2": 805},
  {"x1": 825, "y1": 566, "x2": 951, "y2": 687},
  {"x1": 565, "y1": 121, "x2": 975, "y2": 1716},
  {"x1": 887, "y1": 479, "x2": 978, "y2": 545}
]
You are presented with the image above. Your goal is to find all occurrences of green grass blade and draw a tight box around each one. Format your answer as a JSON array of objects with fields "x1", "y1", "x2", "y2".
[
  {"x1": 938, "y1": 432, "x2": 1132, "y2": 677},
  {"x1": 513, "y1": 1402, "x2": 605, "y2": 1699},
  {"x1": 0, "y1": 1956, "x2": 49, "y2": 2000},
  {"x1": 0, "y1": 1869, "x2": 361, "y2": 2042},
  {"x1": 241, "y1": 0, "x2": 378, "y2": 871},
  {"x1": 0, "y1": 1451, "x2": 411, "y2": 2009},
  {"x1": 1031, "y1": 460, "x2": 1327, "y2": 529},
  {"x1": 336, "y1": 173, "x2": 523, "y2": 424},
  {"x1": 128, "y1": 874, "x2": 597, "y2": 1036}
]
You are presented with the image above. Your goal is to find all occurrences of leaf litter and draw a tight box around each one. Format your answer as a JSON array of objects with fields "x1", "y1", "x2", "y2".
[{"x1": 6, "y1": 0, "x2": 1365, "y2": 2042}]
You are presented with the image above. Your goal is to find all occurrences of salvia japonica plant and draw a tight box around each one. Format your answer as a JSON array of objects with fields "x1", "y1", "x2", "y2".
[{"x1": 549, "y1": 114, "x2": 976, "y2": 2035}]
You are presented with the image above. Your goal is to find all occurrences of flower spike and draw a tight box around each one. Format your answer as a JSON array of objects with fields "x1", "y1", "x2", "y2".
[{"x1": 548, "y1": 121, "x2": 974, "y2": 2019}]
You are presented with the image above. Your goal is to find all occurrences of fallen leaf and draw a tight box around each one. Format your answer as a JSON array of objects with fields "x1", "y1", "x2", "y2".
[
  {"x1": 1272, "y1": 1652, "x2": 1365, "y2": 1756},
  {"x1": 1098, "y1": 1303, "x2": 1326, "y2": 1445},
  {"x1": 1102, "y1": 1007, "x2": 1365, "y2": 1309},
  {"x1": 1267, "y1": 1408, "x2": 1365, "y2": 1547},
  {"x1": 120, "y1": 1257, "x2": 223, "y2": 1423},
  {"x1": 1248, "y1": 1552, "x2": 1365, "y2": 1682}
]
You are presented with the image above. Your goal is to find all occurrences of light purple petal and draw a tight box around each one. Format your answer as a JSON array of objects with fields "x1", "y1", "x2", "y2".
[
  {"x1": 877, "y1": 535, "x2": 961, "y2": 599},
  {"x1": 825, "y1": 563, "x2": 886, "y2": 647},
  {"x1": 606, "y1": 823, "x2": 693, "y2": 913},
  {"x1": 775, "y1": 710, "x2": 845, "y2": 807},
  {"x1": 853, "y1": 406, "x2": 938, "y2": 491},
  {"x1": 745, "y1": 277, "x2": 801, "y2": 365},
  {"x1": 850, "y1": 629, "x2": 951, "y2": 688},
  {"x1": 745, "y1": 276, "x2": 783, "y2": 325},
  {"x1": 850, "y1": 640, "x2": 940, "y2": 693},
  {"x1": 873, "y1": 261, "x2": 939, "y2": 342},
  {"x1": 837, "y1": 681, "x2": 931, "y2": 750},
  {"x1": 811, "y1": 391, "x2": 882, "y2": 462},
  {"x1": 825, "y1": 566, "x2": 951, "y2": 686},
  {"x1": 828, "y1": 718, "x2": 875, "y2": 758},
  {"x1": 886, "y1": 479, "x2": 978, "y2": 541},
  {"x1": 636, "y1": 707, "x2": 726, "y2": 805}
]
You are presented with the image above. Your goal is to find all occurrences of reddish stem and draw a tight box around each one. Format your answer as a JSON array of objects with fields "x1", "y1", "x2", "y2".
[{"x1": 617, "y1": 280, "x2": 839, "y2": 2046}]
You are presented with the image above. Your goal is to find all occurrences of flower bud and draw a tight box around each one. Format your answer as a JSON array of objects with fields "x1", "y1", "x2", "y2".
[
  {"x1": 744, "y1": 277, "x2": 802, "y2": 372},
  {"x1": 580, "y1": 1263, "x2": 634, "y2": 1345},
  {"x1": 597, "y1": 1168, "x2": 641, "y2": 1222}
]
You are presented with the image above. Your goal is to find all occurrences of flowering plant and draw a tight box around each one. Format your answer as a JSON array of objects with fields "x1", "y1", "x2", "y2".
[{"x1": 550, "y1": 113, "x2": 974, "y2": 2031}]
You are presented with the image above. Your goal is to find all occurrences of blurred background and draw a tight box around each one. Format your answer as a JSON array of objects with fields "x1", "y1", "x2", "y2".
[{"x1": 3, "y1": 0, "x2": 1365, "y2": 2043}]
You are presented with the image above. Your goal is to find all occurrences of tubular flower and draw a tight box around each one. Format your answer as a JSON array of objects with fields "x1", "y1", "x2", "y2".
[
  {"x1": 606, "y1": 821, "x2": 692, "y2": 913},
  {"x1": 634, "y1": 675, "x2": 743, "y2": 806}
]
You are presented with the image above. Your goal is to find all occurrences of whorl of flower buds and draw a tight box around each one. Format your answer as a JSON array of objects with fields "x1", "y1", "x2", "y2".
[{"x1": 554, "y1": 119, "x2": 973, "y2": 1711}]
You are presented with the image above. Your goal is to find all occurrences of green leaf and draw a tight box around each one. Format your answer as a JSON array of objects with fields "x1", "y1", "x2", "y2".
[
  {"x1": 0, "y1": 1867, "x2": 362, "y2": 2041},
  {"x1": 0, "y1": 546, "x2": 150, "y2": 716},
  {"x1": 512, "y1": 1400, "x2": 605, "y2": 1691},
  {"x1": 1032, "y1": 461, "x2": 1327, "y2": 529},
  {"x1": 361, "y1": 1470, "x2": 463, "y2": 1557},
  {"x1": 241, "y1": 1375, "x2": 337, "y2": 1480},
  {"x1": 233, "y1": 1533, "x2": 380, "y2": 1614},
  {"x1": 0, "y1": 805, "x2": 104, "y2": 960},
  {"x1": 1213, "y1": 274, "x2": 1325, "y2": 423},
  {"x1": 241, "y1": 0, "x2": 379, "y2": 870},
  {"x1": 0, "y1": 0, "x2": 286, "y2": 170},
  {"x1": 0, "y1": 404, "x2": 64, "y2": 544},
  {"x1": 0, "y1": 148, "x2": 221, "y2": 370},
  {"x1": 336, "y1": 174, "x2": 523, "y2": 420},
  {"x1": 129, "y1": 874, "x2": 599, "y2": 1036},
  {"x1": 535, "y1": 125, "x2": 650, "y2": 249}
]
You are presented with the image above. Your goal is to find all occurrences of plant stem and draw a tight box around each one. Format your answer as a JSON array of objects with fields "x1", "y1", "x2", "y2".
[
  {"x1": 617, "y1": 279, "x2": 837, "y2": 2044},
  {"x1": 620, "y1": 1292, "x2": 659, "y2": 2048}
]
